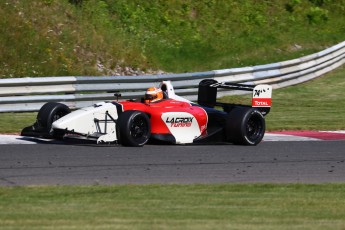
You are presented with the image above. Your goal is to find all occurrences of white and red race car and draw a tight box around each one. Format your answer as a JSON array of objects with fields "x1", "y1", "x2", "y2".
[{"x1": 21, "y1": 79, "x2": 272, "y2": 146}]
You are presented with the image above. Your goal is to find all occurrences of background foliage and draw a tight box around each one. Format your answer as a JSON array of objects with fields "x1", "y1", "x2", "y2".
[{"x1": 0, "y1": 0, "x2": 344, "y2": 77}]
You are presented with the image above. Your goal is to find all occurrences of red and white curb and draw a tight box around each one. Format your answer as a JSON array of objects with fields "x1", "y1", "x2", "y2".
[
  {"x1": 1, "y1": 131, "x2": 345, "y2": 145},
  {"x1": 264, "y1": 130, "x2": 345, "y2": 142}
]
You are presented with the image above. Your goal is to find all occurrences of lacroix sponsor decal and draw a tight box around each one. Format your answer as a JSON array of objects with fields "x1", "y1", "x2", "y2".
[
  {"x1": 161, "y1": 112, "x2": 201, "y2": 144},
  {"x1": 165, "y1": 117, "x2": 194, "y2": 127}
]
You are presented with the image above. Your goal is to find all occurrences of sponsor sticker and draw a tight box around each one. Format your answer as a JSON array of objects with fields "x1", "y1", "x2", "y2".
[
  {"x1": 252, "y1": 98, "x2": 272, "y2": 107},
  {"x1": 161, "y1": 112, "x2": 201, "y2": 143},
  {"x1": 165, "y1": 117, "x2": 194, "y2": 127},
  {"x1": 252, "y1": 85, "x2": 272, "y2": 107}
]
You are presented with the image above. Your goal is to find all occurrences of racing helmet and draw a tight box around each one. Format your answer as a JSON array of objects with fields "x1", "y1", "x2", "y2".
[{"x1": 144, "y1": 87, "x2": 163, "y2": 103}]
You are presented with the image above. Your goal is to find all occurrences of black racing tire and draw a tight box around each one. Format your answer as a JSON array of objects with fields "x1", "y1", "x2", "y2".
[
  {"x1": 226, "y1": 107, "x2": 265, "y2": 145},
  {"x1": 117, "y1": 110, "x2": 151, "y2": 147},
  {"x1": 36, "y1": 102, "x2": 71, "y2": 138}
]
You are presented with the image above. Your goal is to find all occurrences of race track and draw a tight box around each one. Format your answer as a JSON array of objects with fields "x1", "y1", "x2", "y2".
[{"x1": 1, "y1": 135, "x2": 345, "y2": 186}]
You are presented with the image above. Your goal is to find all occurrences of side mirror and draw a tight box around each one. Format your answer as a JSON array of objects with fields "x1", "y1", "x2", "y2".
[{"x1": 114, "y1": 92, "x2": 122, "y2": 101}]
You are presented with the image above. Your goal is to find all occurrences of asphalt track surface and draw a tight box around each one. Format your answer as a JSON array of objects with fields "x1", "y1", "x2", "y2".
[{"x1": 1, "y1": 135, "x2": 345, "y2": 186}]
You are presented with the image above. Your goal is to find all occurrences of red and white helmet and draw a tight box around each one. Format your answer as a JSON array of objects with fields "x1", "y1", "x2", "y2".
[{"x1": 144, "y1": 87, "x2": 163, "y2": 103}]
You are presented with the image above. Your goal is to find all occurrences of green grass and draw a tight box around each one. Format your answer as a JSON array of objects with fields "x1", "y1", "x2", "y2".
[
  {"x1": 0, "y1": 184, "x2": 345, "y2": 230},
  {"x1": 266, "y1": 66, "x2": 345, "y2": 130},
  {"x1": 0, "y1": 112, "x2": 36, "y2": 134},
  {"x1": 1, "y1": 0, "x2": 345, "y2": 77},
  {"x1": 1, "y1": 184, "x2": 345, "y2": 229}
]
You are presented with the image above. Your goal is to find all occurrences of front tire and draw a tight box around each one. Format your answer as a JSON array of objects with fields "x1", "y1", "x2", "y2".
[
  {"x1": 226, "y1": 107, "x2": 265, "y2": 145},
  {"x1": 117, "y1": 110, "x2": 151, "y2": 147},
  {"x1": 36, "y1": 102, "x2": 70, "y2": 138}
]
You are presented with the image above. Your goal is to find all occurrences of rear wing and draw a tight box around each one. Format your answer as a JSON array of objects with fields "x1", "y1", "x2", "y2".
[{"x1": 197, "y1": 79, "x2": 272, "y2": 114}]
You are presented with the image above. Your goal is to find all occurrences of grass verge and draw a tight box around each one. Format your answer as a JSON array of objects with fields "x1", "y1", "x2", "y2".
[
  {"x1": 1, "y1": 0, "x2": 345, "y2": 76},
  {"x1": 0, "y1": 112, "x2": 36, "y2": 134},
  {"x1": 1, "y1": 184, "x2": 345, "y2": 230}
]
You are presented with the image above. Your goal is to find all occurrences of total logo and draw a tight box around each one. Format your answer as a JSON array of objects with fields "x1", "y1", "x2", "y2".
[
  {"x1": 165, "y1": 117, "x2": 194, "y2": 127},
  {"x1": 252, "y1": 98, "x2": 272, "y2": 107},
  {"x1": 253, "y1": 101, "x2": 269, "y2": 106}
]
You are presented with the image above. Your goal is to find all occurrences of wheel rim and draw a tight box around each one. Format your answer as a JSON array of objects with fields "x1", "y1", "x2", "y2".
[
  {"x1": 49, "y1": 110, "x2": 69, "y2": 129},
  {"x1": 130, "y1": 115, "x2": 149, "y2": 142},
  {"x1": 246, "y1": 114, "x2": 264, "y2": 142},
  {"x1": 52, "y1": 111, "x2": 65, "y2": 122}
]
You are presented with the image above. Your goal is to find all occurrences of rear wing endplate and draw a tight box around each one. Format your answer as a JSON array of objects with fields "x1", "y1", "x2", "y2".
[{"x1": 197, "y1": 79, "x2": 272, "y2": 113}]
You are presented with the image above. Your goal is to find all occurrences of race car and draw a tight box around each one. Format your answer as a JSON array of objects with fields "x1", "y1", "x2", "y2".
[{"x1": 21, "y1": 79, "x2": 272, "y2": 146}]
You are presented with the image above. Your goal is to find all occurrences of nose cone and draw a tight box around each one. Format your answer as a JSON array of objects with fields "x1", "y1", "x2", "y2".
[{"x1": 52, "y1": 102, "x2": 119, "y2": 135}]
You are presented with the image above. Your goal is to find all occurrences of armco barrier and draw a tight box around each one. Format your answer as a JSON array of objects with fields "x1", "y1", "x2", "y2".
[{"x1": 0, "y1": 41, "x2": 344, "y2": 112}]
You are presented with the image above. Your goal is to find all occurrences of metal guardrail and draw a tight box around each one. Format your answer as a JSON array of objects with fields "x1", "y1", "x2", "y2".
[{"x1": 0, "y1": 41, "x2": 344, "y2": 112}]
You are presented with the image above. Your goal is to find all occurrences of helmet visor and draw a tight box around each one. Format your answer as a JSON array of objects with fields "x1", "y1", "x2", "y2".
[{"x1": 145, "y1": 93, "x2": 157, "y2": 101}]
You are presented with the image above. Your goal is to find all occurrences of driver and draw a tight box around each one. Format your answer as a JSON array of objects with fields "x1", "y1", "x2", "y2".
[{"x1": 144, "y1": 87, "x2": 164, "y2": 103}]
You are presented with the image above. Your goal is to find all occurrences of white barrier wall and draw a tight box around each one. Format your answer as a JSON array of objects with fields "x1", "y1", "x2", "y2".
[{"x1": 0, "y1": 41, "x2": 344, "y2": 112}]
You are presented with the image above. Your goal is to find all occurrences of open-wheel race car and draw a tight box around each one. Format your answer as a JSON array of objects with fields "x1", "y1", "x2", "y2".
[{"x1": 21, "y1": 79, "x2": 272, "y2": 146}]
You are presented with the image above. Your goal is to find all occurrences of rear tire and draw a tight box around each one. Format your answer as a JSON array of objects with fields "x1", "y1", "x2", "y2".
[
  {"x1": 226, "y1": 107, "x2": 265, "y2": 145},
  {"x1": 117, "y1": 110, "x2": 151, "y2": 147}
]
